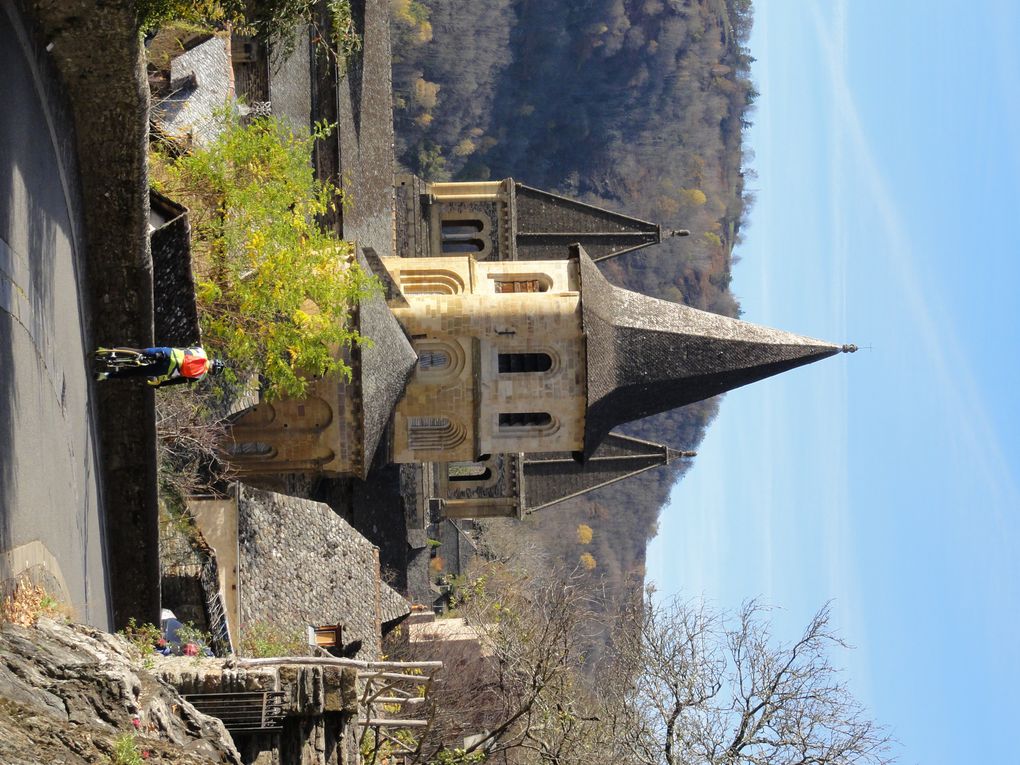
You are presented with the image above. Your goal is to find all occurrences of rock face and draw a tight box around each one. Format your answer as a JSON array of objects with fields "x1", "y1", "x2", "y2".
[{"x1": 0, "y1": 618, "x2": 240, "y2": 764}]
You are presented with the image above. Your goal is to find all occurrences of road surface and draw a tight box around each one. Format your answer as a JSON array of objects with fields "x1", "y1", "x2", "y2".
[{"x1": 0, "y1": 0, "x2": 111, "y2": 628}]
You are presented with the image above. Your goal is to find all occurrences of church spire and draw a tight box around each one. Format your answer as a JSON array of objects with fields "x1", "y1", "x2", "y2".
[
  {"x1": 576, "y1": 245, "x2": 850, "y2": 457},
  {"x1": 512, "y1": 182, "x2": 661, "y2": 261}
]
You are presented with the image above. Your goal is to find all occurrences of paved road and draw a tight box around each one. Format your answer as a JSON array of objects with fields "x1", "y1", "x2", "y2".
[{"x1": 0, "y1": 1, "x2": 111, "y2": 628}]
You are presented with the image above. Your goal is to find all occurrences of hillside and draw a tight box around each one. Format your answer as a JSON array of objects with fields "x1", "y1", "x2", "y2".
[{"x1": 392, "y1": 0, "x2": 756, "y2": 592}]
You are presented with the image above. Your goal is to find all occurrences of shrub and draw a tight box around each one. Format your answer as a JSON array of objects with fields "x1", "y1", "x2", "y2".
[
  {"x1": 0, "y1": 580, "x2": 69, "y2": 625},
  {"x1": 110, "y1": 732, "x2": 146, "y2": 765},
  {"x1": 119, "y1": 618, "x2": 163, "y2": 658},
  {"x1": 238, "y1": 622, "x2": 306, "y2": 657}
]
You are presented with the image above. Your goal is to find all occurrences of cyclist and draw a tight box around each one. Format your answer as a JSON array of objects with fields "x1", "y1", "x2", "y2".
[{"x1": 95, "y1": 346, "x2": 224, "y2": 387}]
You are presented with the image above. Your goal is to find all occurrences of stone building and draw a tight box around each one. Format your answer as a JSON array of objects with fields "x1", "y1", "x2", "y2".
[{"x1": 224, "y1": 176, "x2": 854, "y2": 519}]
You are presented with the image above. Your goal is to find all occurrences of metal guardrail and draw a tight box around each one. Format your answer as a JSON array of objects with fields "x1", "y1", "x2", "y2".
[{"x1": 185, "y1": 691, "x2": 287, "y2": 733}]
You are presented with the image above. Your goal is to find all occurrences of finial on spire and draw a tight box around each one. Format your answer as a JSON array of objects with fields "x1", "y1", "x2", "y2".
[
  {"x1": 666, "y1": 448, "x2": 698, "y2": 463},
  {"x1": 841, "y1": 344, "x2": 858, "y2": 353},
  {"x1": 668, "y1": 228, "x2": 691, "y2": 238}
]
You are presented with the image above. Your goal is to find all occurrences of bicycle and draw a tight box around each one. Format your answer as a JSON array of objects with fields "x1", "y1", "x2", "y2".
[{"x1": 93, "y1": 347, "x2": 161, "y2": 374}]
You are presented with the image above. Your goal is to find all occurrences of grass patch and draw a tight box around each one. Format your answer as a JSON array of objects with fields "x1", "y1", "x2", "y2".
[{"x1": 238, "y1": 621, "x2": 306, "y2": 657}]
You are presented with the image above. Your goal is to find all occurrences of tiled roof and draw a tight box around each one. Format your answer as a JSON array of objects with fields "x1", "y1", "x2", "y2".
[
  {"x1": 355, "y1": 250, "x2": 418, "y2": 478},
  {"x1": 237, "y1": 485, "x2": 409, "y2": 660},
  {"x1": 513, "y1": 182, "x2": 660, "y2": 261},
  {"x1": 155, "y1": 35, "x2": 233, "y2": 146},
  {"x1": 524, "y1": 432, "x2": 692, "y2": 511}
]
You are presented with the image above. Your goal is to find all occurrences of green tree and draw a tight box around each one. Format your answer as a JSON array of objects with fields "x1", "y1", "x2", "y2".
[
  {"x1": 151, "y1": 112, "x2": 376, "y2": 398},
  {"x1": 136, "y1": 1, "x2": 360, "y2": 63}
]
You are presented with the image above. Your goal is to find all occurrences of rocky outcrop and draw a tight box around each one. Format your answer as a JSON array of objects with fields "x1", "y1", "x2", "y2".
[{"x1": 0, "y1": 618, "x2": 240, "y2": 764}]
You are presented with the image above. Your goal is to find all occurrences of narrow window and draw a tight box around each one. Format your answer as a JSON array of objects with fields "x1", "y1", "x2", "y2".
[
  {"x1": 442, "y1": 239, "x2": 485, "y2": 253},
  {"x1": 418, "y1": 350, "x2": 450, "y2": 370},
  {"x1": 490, "y1": 273, "x2": 552, "y2": 293},
  {"x1": 498, "y1": 353, "x2": 553, "y2": 373},
  {"x1": 441, "y1": 220, "x2": 482, "y2": 237},
  {"x1": 499, "y1": 412, "x2": 552, "y2": 428}
]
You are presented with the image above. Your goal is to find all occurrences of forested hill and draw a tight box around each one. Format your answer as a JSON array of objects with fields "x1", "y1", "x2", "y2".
[{"x1": 391, "y1": 0, "x2": 756, "y2": 591}]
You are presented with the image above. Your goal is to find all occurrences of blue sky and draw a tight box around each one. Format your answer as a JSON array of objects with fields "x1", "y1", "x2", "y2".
[{"x1": 647, "y1": 2, "x2": 1020, "y2": 763}]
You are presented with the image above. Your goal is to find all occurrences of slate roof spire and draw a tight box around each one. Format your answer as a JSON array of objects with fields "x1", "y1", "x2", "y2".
[
  {"x1": 524, "y1": 433, "x2": 696, "y2": 513},
  {"x1": 576, "y1": 245, "x2": 851, "y2": 457},
  {"x1": 512, "y1": 182, "x2": 661, "y2": 261}
]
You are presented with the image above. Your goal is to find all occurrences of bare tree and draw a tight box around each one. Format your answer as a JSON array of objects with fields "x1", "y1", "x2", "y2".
[
  {"x1": 392, "y1": 560, "x2": 623, "y2": 765},
  {"x1": 615, "y1": 595, "x2": 894, "y2": 765}
]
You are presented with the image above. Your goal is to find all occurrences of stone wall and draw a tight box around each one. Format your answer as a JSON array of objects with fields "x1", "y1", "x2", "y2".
[
  {"x1": 237, "y1": 485, "x2": 408, "y2": 660},
  {"x1": 21, "y1": 0, "x2": 158, "y2": 628},
  {"x1": 150, "y1": 191, "x2": 202, "y2": 347}
]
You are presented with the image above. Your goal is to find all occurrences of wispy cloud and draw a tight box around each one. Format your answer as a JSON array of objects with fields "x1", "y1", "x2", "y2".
[
  {"x1": 811, "y1": 2, "x2": 1020, "y2": 519},
  {"x1": 807, "y1": 0, "x2": 1020, "y2": 713}
]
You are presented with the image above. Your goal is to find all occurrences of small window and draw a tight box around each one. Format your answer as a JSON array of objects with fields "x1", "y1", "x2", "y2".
[
  {"x1": 494, "y1": 279, "x2": 547, "y2": 293},
  {"x1": 499, "y1": 412, "x2": 552, "y2": 428},
  {"x1": 490, "y1": 273, "x2": 552, "y2": 293},
  {"x1": 441, "y1": 220, "x2": 483, "y2": 237},
  {"x1": 498, "y1": 353, "x2": 553, "y2": 373},
  {"x1": 418, "y1": 350, "x2": 450, "y2": 370}
]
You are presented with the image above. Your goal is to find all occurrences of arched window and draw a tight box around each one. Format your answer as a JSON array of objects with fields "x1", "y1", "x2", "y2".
[
  {"x1": 489, "y1": 272, "x2": 552, "y2": 293},
  {"x1": 441, "y1": 220, "x2": 483, "y2": 237},
  {"x1": 498, "y1": 353, "x2": 553, "y2": 374},
  {"x1": 418, "y1": 350, "x2": 450, "y2": 370},
  {"x1": 441, "y1": 219, "x2": 486, "y2": 254},
  {"x1": 498, "y1": 412, "x2": 552, "y2": 428},
  {"x1": 400, "y1": 269, "x2": 465, "y2": 295},
  {"x1": 414, "y1": 341, "x2": 465, "y2": 378},
  {"x1": 227, "y1": 442, "x2": 275, "y2": 458},
  {"x1": 443, "y1": 239, "x2": 486, "y2": 253},
  {"x1": 408, "y1": 416, "x2": 465, "y2": 450},
  {"x1": 448, "y1": 463, "x2": 493, "y2": 482}
]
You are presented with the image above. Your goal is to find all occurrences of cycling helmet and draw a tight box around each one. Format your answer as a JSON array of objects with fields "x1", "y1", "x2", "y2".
[{"x1": 209, "y1": 359, "x2": 225, "y2": 376}]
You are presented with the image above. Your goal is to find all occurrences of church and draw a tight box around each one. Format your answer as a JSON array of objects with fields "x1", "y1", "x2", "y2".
[{"x1": 224, "y1": 175, "x2": 854, "y2": 519}]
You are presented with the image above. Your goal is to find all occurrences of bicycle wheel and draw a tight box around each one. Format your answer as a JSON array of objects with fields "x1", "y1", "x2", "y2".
[{"x1": 94, "y1": 348, "x2": 153, "y2": 371}]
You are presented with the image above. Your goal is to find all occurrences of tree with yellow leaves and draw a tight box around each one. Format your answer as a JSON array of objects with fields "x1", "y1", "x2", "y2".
[{"x1": 151, "y1": 112, "x2": 376, "y2": 398}]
